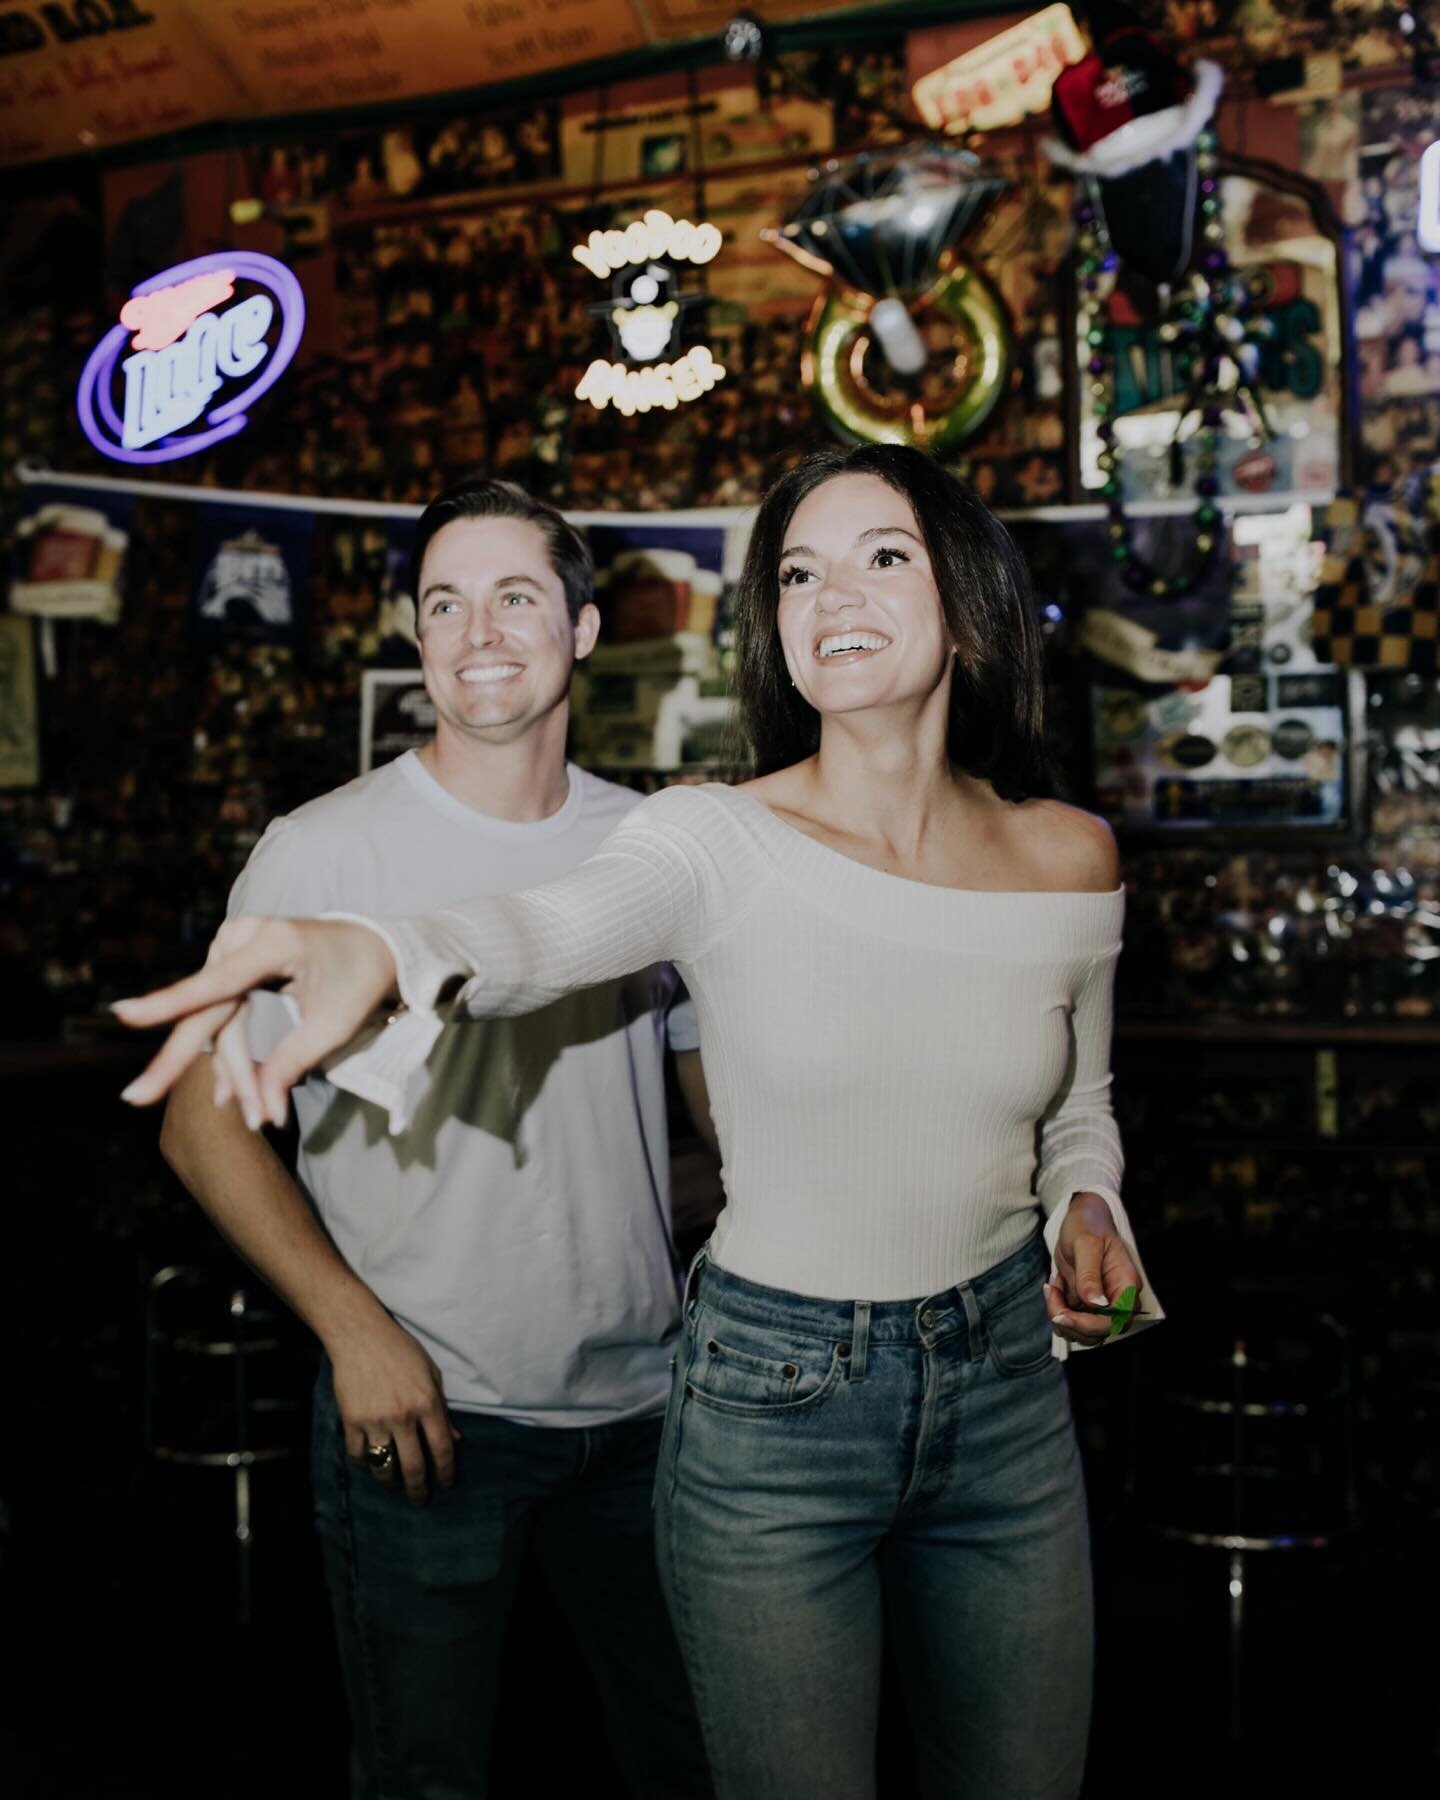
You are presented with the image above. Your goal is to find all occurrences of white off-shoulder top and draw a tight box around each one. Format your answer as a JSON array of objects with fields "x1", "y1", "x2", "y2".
[{"x1": 327, "y1": 782, "x2": 1154, "y2": 1328}]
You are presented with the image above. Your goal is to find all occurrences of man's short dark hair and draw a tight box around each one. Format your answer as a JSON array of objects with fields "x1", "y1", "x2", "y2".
[{"x1": 410, "y1": 478, "x2": 593, "y2": 621}]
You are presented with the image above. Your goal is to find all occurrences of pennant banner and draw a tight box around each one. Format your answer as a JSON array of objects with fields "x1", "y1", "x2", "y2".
[
  {"x1": 189, "y1": 499, "x2": 313, "y2": 645},
  {"x1": 9, "y1": 483, "x2": 131, "y2": 624}
]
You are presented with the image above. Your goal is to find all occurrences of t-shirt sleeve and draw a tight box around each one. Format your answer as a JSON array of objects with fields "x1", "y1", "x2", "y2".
[
  {"x1": 326, "y1": 785, "x2": 734, "y2": 1128},
  {"x1": 665, "y1": 980, "x2": 701, "y2": 1054}
]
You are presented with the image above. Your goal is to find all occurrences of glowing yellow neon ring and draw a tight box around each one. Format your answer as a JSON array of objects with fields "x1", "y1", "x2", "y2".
[{"x1": 802, "y1": 263, "x2": 1011, "y2": 457}]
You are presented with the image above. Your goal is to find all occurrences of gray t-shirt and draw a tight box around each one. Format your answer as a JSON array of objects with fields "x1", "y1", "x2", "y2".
[{"x1": 231, "y1": 751, "x2": 689, "y2": 1426}]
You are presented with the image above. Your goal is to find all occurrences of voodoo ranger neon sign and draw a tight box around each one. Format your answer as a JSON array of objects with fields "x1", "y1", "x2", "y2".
[{"x1": 77, "y1": 252, "x2": 305, "y2": 465}]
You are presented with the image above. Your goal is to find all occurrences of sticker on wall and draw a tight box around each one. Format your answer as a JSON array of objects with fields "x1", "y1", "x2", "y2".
[{"x1": 77, "y1": 251, "x2": 305, "y2": 465}]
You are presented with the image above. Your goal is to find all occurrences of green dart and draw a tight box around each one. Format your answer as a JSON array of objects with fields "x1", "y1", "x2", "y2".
[
  {"x1": 1107, "y1": 1286, "x2": 1139, "y2": 1338},
  {"x1": 1074, "y1": 1284, "x2": 1141, "y2": 1337}
]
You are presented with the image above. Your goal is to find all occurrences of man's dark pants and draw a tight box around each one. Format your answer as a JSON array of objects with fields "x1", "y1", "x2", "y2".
[{"x1": 312, "y1": 1363, "x2": 713, "y2": 1799}]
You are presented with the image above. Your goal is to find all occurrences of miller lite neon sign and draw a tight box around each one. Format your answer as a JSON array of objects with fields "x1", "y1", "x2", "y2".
[{"x1": 77, "y1": 252, "x2": 305, "y2": 465}]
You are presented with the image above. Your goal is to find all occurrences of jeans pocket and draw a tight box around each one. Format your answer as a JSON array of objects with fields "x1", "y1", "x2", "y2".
[
  {"x1": 985, "y1": 1281, "x2": 1057, "y2": 1378},
  {"x1": 684, "y1": 1308, "x2": 843, "y2": 1417}
]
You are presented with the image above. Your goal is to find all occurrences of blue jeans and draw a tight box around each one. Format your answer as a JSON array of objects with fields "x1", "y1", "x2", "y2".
[
  {"x1": 653, "y1": 1231, "x2": 1093, "y2": 1800},
  {"x1": 312, "y1": 1366, "x2": 712, "y2": 1800}
]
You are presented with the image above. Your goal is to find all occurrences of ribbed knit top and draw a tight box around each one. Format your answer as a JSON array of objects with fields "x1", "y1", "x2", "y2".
[{"x1": 330, "y1": 781, "x2": 1135, "y2": 1304}]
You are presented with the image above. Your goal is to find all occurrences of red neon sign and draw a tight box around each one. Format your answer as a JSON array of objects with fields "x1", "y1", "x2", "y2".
[{"x1": 118, "y1": 270, "x2": 236, "y2": 351}]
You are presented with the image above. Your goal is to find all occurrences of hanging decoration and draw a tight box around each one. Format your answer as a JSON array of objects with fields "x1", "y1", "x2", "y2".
[
  {"x1": 764, "y1": 145, "x2": 1012, "y2": 456},
  {"x1": 572, "y1": 209, "x2": 728, "y2": 416},
  {"x1": 1045, "y1": 5, "x2": 1222, "y2": 293},
  {"x1": 1047, "y1": 6, "x2": 1275, "y2": 595},
  {"x1": 1071, "y1": 127, "x2": 1277, "y2": 596},
  {"x1": 188, "y1": 500, "x2": 312, "y2": 646},
  {"x1": 9, "y1": 494, "x2": 129, "y2": 626}
]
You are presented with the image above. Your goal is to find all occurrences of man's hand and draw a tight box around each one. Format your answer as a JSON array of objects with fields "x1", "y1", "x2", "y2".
[
  {"x1": 331, "y1": 1316, "x2": 462, "y2": 1505},
  {"x1": 1045, "y1": 1191, "x2": 1143, "y2": 1349}
]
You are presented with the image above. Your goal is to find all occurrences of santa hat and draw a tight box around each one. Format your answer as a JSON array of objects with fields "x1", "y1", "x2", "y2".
[{"x1": 1047, "y1": 6, "x2": 1221, "y2": 179}]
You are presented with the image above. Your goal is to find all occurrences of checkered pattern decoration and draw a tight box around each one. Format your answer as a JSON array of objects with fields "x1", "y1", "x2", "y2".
[{"x1": 1311, "y1": 498, "x2": 1440, "y2": 673}]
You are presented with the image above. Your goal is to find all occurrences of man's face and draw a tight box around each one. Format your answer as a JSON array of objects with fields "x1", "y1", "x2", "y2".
[{"x1": 416, "y1": 516, "x2": 599, "y2": 745}]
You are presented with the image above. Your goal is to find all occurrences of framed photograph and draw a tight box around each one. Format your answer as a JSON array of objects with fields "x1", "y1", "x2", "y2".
[
  {"x1": 640, "y1": 133, "x2": 687, "y2": 179},
  {"x1": 1084, "y1": 507, "x2": 1363, "y2": 839},
  {"x1": 360, "y1": 669, "x2": 434, "y2": 773},
  {"x1": 1090, "y1": 667, "x2": 1360, "y2": 837},
  {"x1": 0, "y1": 615, "x2": 39, "y2": 789}
]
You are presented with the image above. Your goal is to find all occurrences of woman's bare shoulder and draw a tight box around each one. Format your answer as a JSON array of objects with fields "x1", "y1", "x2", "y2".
[{"x1": 1012, "y1": 798, "x2": 1120, "y2": 893}]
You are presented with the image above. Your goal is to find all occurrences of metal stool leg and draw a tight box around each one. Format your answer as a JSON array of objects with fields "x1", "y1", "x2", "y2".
[
  {"x1": 1145, "y1": 1317, "x2": 1349, "y2": 1751},
  {"x1": 1227, "y1": 1549, "x2": 1245, "y2": 1745},
  {"x1": 231, "y1": 1286, "x2": 252, "y2": 1627},
  {"x1": 1229, "y1": 1339, "x2": 1246, "y2": 1745},
  {"x1": 144, "y1": 1263, "x2": 299, "y2": 1627}
]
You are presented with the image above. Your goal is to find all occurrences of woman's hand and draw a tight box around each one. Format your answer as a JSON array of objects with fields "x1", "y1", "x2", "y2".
[
  {"x1": 114, "y1": 915, "x2": 398, "y2": 1128},
  {"x1": 1045, "y1": 1191, "x2": 1142, "y2": 1349}
]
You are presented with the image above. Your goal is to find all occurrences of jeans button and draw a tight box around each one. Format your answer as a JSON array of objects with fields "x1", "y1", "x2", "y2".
[
  {"x1": 781, "y1": 1363, "x2": 798, "y2": 1380},
  {"x1": 837, "y1": 1342, "x2": 851, "y2": 1358},
  {"x1": 920, "y1": 1308, "x2": 938, "y2": 1329}
]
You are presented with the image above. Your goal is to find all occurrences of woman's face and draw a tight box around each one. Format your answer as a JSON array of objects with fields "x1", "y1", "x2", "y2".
[{"x1": 775, "y1": 473, "x2": 951, "y2": 720}]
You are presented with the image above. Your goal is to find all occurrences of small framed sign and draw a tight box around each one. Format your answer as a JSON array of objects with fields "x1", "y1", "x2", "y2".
[{"x1": 360, "y1": 669, "x2": 434, "y2": 774}]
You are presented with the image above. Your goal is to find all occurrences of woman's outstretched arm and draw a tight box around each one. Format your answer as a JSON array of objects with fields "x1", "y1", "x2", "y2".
[{"x1": 117, "y1": 786, "x2": 724, "y2": 1131}]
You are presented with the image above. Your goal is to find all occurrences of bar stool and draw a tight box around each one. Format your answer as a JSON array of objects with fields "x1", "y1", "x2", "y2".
[
  {"x1": 1136, "y1": 1307, "x2": 1358, "y2": 1743},
  {"x1": 143, "y1": 1262, "x2": 307, "y2": 1624}
]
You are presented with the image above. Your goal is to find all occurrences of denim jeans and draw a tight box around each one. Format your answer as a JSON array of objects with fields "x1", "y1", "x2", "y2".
[
  {"x1": 653, "y1": 1230, "x2": 1092, "y2": 1800},
  {"x1": 312, "y1": 1365, "x2": 712, "y2": 1800}
]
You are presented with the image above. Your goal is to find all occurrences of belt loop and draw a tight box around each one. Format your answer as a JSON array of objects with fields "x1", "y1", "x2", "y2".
[
  {"x1": 681, "y1": 1245, "x2": 708, "y2": 1319},
  {"x1": 847, "y1": 1300, "x2": 871, "y2": 1381},
  {"x1": 960, "y1": 1281, "x2": 986, "y2": 1362}
]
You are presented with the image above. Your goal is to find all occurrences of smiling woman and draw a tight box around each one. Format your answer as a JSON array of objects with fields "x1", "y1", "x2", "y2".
[
  {"x1": 733, "y1": 443, "x2": 1053, "y2": 795},
  {"x1": 116, "y1": 444, "x2": 1152, "y2": 1800}
]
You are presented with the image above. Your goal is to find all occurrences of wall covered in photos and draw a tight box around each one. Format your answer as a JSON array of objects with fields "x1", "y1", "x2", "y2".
[
  {"x1": 5, "y1": 4, "x2": 1440, "y2": 1050},
  {"x1": 5, "y1": 8, "x2": 1440, "y2": 1516}
]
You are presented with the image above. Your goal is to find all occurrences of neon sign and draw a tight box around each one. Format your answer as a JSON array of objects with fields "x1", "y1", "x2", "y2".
[
  {"x1": 77, "y1": 251, "x2": 304, "y2": 465},
  {"x1": 573, "y1": 213, "x2": 727, "y2": 416},
  {"x1": 1420, "y1": 141, "x2": 1440, "y2": 253},
  {"x1": 912, "y1": 5, "x2": 1085, "y2": 135},
  {"x1": 572, "y1": 210, "x2": 722, "y2": 279},
  {"x1": 575, "y1": 346, "x2": 726, "y2": 416}
]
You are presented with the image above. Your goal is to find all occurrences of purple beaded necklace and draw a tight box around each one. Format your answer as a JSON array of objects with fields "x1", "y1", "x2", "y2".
[{"x1": 1073, "y1": 129, "x2": 1274, "y2": 597}]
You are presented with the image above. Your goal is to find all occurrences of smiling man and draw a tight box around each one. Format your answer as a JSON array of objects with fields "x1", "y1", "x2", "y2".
[{"x1": 158, "y1": 478, "x2": 712, "y2": 1800}]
